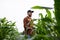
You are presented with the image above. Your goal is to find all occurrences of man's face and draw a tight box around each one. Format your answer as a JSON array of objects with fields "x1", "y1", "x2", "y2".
[{"x1": 28, "y1": 12, "x2": 32, "y2": 17}]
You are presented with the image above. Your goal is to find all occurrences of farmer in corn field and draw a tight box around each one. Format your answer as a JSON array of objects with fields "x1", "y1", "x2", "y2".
[{"x1": 23, "y1": 10, "x2": 34, "y2": 38}]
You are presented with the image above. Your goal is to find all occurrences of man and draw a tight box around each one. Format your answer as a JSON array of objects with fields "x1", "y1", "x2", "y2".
[{"x1": 23, "y1": 10, "x2": 34, "y2": 37}]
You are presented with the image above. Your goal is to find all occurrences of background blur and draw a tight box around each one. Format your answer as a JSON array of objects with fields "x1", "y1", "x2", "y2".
[{"x1": 0, "y1": 0, "x2": 54, "y2": 32}]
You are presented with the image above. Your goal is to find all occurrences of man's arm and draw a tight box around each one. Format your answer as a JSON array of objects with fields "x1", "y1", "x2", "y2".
[{"x1": 23, "y1": 18, "x2": 27, "y2": 29}]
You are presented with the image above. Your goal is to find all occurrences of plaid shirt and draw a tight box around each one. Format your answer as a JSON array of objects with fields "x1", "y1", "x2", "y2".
[{"x1": 23, "y1": 16, "x2": 32, "y2": 30}]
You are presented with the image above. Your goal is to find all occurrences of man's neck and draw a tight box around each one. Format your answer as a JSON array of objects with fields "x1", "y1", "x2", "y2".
[{"x1": 27, "y1": 16, "x2": 31, "y2": 18}]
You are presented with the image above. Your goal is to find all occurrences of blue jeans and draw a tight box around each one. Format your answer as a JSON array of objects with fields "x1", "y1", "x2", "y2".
[{"x1": 27, "y1": 34, "x2": 31, "y2": 38}]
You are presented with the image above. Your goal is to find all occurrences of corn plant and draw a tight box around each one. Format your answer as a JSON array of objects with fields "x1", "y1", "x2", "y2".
[
  {"x1": 31, "y1": 6, "x2": 58, "y2": 40},
  {"x1": 0, "y1": 17, "x2": 19, "y2": 40},
  {"x1": 54, "y1": 0, "x2": 60, "y2": 39}
]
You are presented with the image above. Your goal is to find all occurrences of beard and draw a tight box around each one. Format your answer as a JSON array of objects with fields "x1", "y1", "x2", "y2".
[{"x1": 29, "y1": 15, "x2": 32, "y2": 17}]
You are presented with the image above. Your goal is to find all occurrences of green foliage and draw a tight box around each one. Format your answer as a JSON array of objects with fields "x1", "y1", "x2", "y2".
[
  {"x1": 0, "y1": 17, "x2": 19, "y2": 40},
  {"x1": 54, "y1": 0, "x2": 60, "y2": 39},
  {"x1": 32, "y1": 6, "x2": 43, "y2": 9},
  {"x1": 46, "y1": 9, "x2": 52, "y2": 19},
  {"x1": 32, "y1": 6, "x2": 53, "y2": 9},
  {"x1": 31, "y1": 6, "x2": 58, "y2": 40}
]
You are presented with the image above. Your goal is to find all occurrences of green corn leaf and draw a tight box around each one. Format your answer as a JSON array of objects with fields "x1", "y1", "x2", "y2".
[
  {"x1": 32, "y1": 6, "x2": 53, "y2": 9},
  {"x1": 45, "y1": 9, "x2": 52, "y2": 19},
  {"x1": 39, "y1": 13, "x2": 43, "y2": 19},
  {"x1": 32, "y1": 6, "x2": 43, "y2": 9}
]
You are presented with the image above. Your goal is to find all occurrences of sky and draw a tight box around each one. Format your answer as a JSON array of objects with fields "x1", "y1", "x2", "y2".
[{"x1": 0, "y1": 0, "x2": 54, "y2": 32}]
